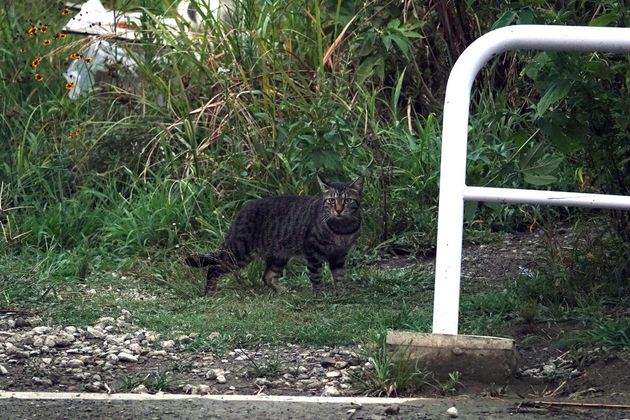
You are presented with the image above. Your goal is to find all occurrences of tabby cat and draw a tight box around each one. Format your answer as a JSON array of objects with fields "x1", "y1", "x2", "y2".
[{"x1": 185, "y1": 174, "x2": 364, "y2": 295}]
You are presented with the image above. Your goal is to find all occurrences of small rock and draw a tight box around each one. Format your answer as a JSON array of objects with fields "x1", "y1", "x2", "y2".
[
  {"x1": 208, "y1": 332, "x2": 221, "y2": 340},
  {"x1": 542, "y1": 364, "x2": 556, "y2": 376},
  {"x1": 57, "y1": 333, "x2": 75, "y2": 348},
  {"x1": 194, "y1": 384, "x2": 211, "y2": 395},
  {"x1": 320, "y1": 357, "x2": 336, "y2": 368},
  {"x1": 334, "y1": 361, "x2": 348, "y2": 369},
  {"x1": 216, "y1": 374, "x2": 227, "y2": 384},
  {"x1": 325, "y1": 370, "x2": 342, "y2": 378},
  {"x1": 254, "y1": 378, "x2": 272, "y2": 387},
  {"x1": 32, "y1": 326, "x2": 52, "y2": 335},
  {"x1": 161, "y1": 340, "x2": 175, "y2": 350},
  {"x1": 206, "y1": 368, "x2": 224, "y2": 380},
  {"x1": 14, "y1": 317, "x2": 31, "y2": 328},
  {"x1": 384, "y1": 405, "x2": 400, "y2": 415},
  {"x1": 447, "y1": 406, "x2": 458, "y2": 418},
  {"x1": 118, "y1": 352, "x2": 138, "y2": 363},
  {"x1": 131, "y1": 384, "x2": 149, "y2": 394},
  {"x1": 86, "y1": 327, "x2": 104, "y2": 339},
  {"x1": 322, "y1": 385, "x2": 340, "y2": 396},
  {"x1": 44, "y1": 335, "x2": 59, "y2": 347},
  {"x1": 182, "y1": 384, "x2": 194, "y2": 394},
  {"x1": 0, "y1": 364, "x2": 8, "y2": 375},
  {"x1": 32, "y1": 376, "x2": 53, "y2": 386},
  {"x1": 32, "y1": 336, "x2": 45, "y2": 348},
  {"x1": 67, "y1": 359, "x2": 85, "y2": 368},
  {"x1": 128, "y1": 343, "x2": 143, "y2": 354}
]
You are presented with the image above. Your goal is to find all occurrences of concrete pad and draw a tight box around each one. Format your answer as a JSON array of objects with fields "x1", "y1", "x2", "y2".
[{"x1": 386, "y1": 331, "x2": 517, "y2": 383}]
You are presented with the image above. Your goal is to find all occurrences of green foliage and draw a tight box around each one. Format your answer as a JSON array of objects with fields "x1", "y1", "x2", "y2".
[{"x1": 351, "y1": 332, "x2": 428, "y2": 397}]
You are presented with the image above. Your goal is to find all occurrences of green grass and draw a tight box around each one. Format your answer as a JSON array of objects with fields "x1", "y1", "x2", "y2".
[{"x1": 0, "y1": 247, "x2": 433, "y2": 348}]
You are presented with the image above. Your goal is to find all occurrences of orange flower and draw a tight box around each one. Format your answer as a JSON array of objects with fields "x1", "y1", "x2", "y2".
[
  {"x1": 39, "y1": 25, "x2": 48, "y2": 33},
  {"x1": 69, "y1": 52, "x2": 81, "y2": 59},
  {"x1": 83, "y1": 57, "x2": 92, "y2": 64},
  {"x1": 43, "y1": 39, "x2": 52, "y2": 46},
  {"x1": 54, "y1": 33, "x2": 67, "y2": 39},
  {"x1": 65, "y1": 81, "x2": 75, "y2": 90},
  {"x1": 34, "y1": 73, "x2": 44, "y2": 81},
  {"x1": 31, "y1": 57, "x2": 42, "y2": 68},
  {"x1": 61, "y1": 8, "x2": 71, "y2": 16},
  {"x1": 74, "y1": 129, "x2": 81, "y2": 136},
  {"x1": 19, "y1": 47, "x2": 26, "y2": 53},
  {"x1": 27, "y1": 26, "x2": 37, "y2": 37}
]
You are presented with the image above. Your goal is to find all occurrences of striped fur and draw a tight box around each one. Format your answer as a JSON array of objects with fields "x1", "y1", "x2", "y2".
[{"x1": 185, "y1": 174, "x2": 363, "y2": 295}]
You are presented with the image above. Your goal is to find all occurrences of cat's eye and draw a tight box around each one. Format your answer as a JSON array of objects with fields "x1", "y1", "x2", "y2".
[{"x1": 326, "y1": 198, "x2": 335, "y2": 204}]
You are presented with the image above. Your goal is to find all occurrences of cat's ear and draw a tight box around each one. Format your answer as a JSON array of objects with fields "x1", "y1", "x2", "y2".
[
  {"x1": 350, "y1": 175, "x2": 364, "y2": 194},
  {"x1": 317, "y1": 173, "x2": 332, "y2": 193}
]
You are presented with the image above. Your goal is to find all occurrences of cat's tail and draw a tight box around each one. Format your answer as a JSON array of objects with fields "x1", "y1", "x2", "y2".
[
  {"x1": 184, "y1": 254, "x2": 213, "y2": 267},
  {"x1": 185, "y1": 248, "x2": 235, "y2": 268}
]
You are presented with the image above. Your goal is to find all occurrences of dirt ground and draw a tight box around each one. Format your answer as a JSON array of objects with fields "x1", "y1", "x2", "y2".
[{"x1": 1, "y1": 230, "x2": 629, "y2": 419}]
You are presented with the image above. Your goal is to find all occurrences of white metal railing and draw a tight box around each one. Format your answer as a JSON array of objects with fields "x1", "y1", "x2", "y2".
[{"x1": 432, "y1": 25, "x2": 630, "y2": 335}]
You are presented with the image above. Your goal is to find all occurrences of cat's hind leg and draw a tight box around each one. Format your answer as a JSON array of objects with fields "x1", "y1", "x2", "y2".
[
  {"x1": 262, "y1": 257, "x2": 288, "y2": 293},
  {"x1": 203, "y1": 248, "x2": 252, "y2": 294}
]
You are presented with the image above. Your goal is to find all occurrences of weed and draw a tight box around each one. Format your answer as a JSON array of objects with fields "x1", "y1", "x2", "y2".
[
  {"x1": 239, "y1": 348, "x2": 284, "y2": 379},
  {"x1": 431, "y1": 371, "x2": 462, "y2": 395},
  {"x1": 119, "y1": 369, "x2": 175, "y2": 393},
  {"x1": 351, "y1": 332, "x2": 428, "y2": 397}
]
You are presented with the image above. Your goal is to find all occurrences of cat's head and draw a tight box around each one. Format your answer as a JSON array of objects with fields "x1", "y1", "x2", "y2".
[{"x1": 317, "y1": 174, "x2": 363, "y2": 218}]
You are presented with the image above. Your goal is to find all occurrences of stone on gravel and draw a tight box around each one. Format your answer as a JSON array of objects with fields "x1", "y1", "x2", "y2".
[
  {"x1": 334, "y1": 361, "x2": 348, "y2": 369},
  {"x1": 193, "y1": 384, "x2": 211, "y2": 395},
  {"x1": 67, "y1": 359, "x2": 85, "y2": 368},
  {"x1": 447, "y1": 406, "x2": 458, "y2": 418},
  {"x1": 0, "y1": 364, "x2": 8, "y2": 375},
  {"x1": 320, "y1": 357, "x2": 336, "y2": 368},
  {"x1": 325, "y1": 370, "x2": 341, "y2": 378},
  {"x1": 131, "y1": 384, "x2": 149, "y2": 394},
  {"x1": 322, "y1": 385, "x2": 340, "y2": 396},
  {"x1": 86, "y1": 327, "x2": 105, "y2": 339},
  {"x1": 32, "y1": 326, "x2": 52, "y2": 335},
  {"x1": 118, "y1": 352, "x2": 138, "y2": 363},
  {"x1": 161, "y1": 340, "x2": 175, "y2": 350}
]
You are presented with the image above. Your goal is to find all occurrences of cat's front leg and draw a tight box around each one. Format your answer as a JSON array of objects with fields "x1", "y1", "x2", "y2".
[
  {"x1": 305, "y1": 253, "x2": 324, "y2": 296},
  {"x1": 328, "y1": 253, "x2": 347, "y2": 294}
]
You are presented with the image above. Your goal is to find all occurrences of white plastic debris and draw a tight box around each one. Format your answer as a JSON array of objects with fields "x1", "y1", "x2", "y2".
[
  {"x1": 446, "y1": 406, "x2": 458, "y2": 418},
  {"x1": 61, "y1": 0, "x2": 232, "y2": 99},
  {"x1": 63, "y1": 39, "x2": 138, "y2": 99}
]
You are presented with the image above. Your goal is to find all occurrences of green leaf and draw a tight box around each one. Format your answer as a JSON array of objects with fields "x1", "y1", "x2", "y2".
[
  {"x1": 549, "y1": 125, "x2": 581, "y2": 154},
  {"x1": 589, "y1": 13, "x2": 617, "y2": 27},
  {"x1": 356, "y1": 56, "x2": 384, "y2": 84},
  {"x1": 491, "y1": 10, "x2": 517, "y2": 29},
  {"x1": 523, "y1": 173, "x2": 558, "y2": 186},
  {"x1": 523, "y1": 52, "x2": 550, "y2": 80},
  {"x1": 536, "y1": 79, "x2": 571, "y2": 117},
  {"x1": 390, "y1": 68, "x2": 406, "y2": 116}
]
